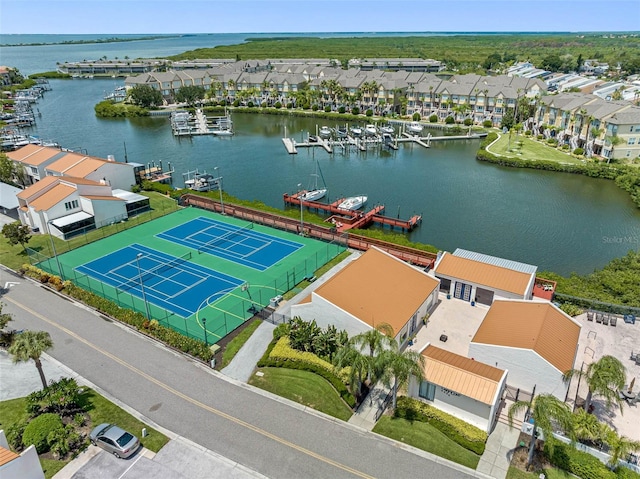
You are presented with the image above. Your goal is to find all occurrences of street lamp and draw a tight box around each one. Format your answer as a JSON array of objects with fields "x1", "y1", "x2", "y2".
[
  {"x1": 47, "y1": 221, "x2": 64, "y2": 281},
  {"x1": 297, "y1": 183, "x2": 304, "y2": 235},
  {"x1": 202, "y1": 317, "x2": 208, "y2": 346},
  {"x1": 135, "y1": 253, "x2": 151, "y2": 320},
  {"x1": 214, "y1": 166, "x2": 224, "y2": 214}
]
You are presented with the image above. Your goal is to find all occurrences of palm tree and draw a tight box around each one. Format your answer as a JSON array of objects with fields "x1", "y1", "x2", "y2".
[
  {"x1": 604, "y1": 135, "x2": 623, "y2": 163},
  {"x1": 509, "y1": 394, "x2": 574, "y2": 469},
  {"x1": 563, "y1": 355, "x2": 626, "y2": 412},
  {"x1": 379, "y1": 341, "x2": 425, "y2": 409},
  {"x1": 605, "y1": 429, "x2": 640, "y2": 469},
  {"x1": 8, "y1": 330, "x2": 54, "y2": 389},
  {"x1": 333, "y1": 344, "x2": 370, "y2": 401}
]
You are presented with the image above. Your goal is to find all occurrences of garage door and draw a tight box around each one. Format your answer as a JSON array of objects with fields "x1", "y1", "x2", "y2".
[
  {"x1": 439, "y1": 278, "x2": 451, "y2": 292},
  {"x1": 475, "y1": 287, "x2": 494, "y2": 306}
]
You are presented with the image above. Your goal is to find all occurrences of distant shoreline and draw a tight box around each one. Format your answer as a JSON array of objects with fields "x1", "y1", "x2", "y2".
[{"x1": 0, "y1": 35, "x2": 180, "y2": 48}]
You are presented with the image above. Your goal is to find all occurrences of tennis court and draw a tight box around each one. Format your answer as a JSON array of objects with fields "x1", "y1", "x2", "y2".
[
  {"x1": 76, "y1": 243, "x2": 243, "y2": 318},
  {"x1": 36, "y1": 208, "x2": 346, "y2": 344},
  {"x1": 156, "y1": 216, "x2": 302, "y2": 271}
]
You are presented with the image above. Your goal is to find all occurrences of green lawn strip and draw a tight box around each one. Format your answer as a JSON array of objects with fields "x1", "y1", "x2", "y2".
[
  {"x1": 81, "y1": 388, "x2": 168, "y2": 452},
  {"x1": 248, "y1": 367, "x2": 353, "y2": 421},
  {"x1": 0, "y1": 396, "x2": 29, "y2": 429},
  {"x1": 488, "y1": 134, "x2": 583, "y2": 165},
  {"x1": 506, "y1": 466, "x2": 577, "y2": 479},
  {"x1": 40, "y1": 459, "x2": 68, "y2": 479},
  {"x1": 282, "y1": 250, "x2": 351, "y2": 300},
  {"x1": 221, "y1": 319, "x2": 262, "y2": 368},
  {"x1": 372, "y1": 416, "x2": 480, "y2": 470}
]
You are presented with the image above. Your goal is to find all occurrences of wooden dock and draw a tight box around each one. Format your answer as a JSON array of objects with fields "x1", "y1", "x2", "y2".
[{"x1": 283, "y1": 192, "x2": 421, "y2": 232}]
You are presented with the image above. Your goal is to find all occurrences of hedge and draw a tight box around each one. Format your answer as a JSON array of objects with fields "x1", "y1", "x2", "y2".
[
  {"x1": 394, "y1": 396, "x2": 487, "y2": 455},
  {"x1": 22, "y1": 413, "x2": 64, "y2": 454},
  {"x1": 544, "y1": 441, "x2": 617, "y2": 479},
  {"x1": 258, "y1": 337, "x2": 356, "y2": 408},
  {"x1": 20, "y1": 265, "x2": 213, "y2": 361}
]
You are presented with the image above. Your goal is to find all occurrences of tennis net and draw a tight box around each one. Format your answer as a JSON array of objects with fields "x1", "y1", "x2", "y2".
[
  {"x1": 198, "y1": 222, "x2": 254, "y2": 254},
  {"x1": 118, "y1": 251, "x2": 193, "y2": 292}
]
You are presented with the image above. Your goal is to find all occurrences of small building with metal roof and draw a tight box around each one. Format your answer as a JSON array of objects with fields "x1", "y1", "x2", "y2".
[
  {"x1": 407, "y1": 344, "x2": 508, "y2": 433},
  {"x1": 433, "y1": 249, "x2": 538, "y2": 305}
]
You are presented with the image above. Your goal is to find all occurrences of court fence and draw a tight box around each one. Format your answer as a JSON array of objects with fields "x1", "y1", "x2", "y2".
[{"x1": 27, "y1": 226, "x2": 345, "y2": 345}]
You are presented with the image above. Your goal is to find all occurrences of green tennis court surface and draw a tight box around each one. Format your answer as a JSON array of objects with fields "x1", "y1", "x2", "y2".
[{"x1": 38, "y1": 207, "x2": 345, "y2": 344}]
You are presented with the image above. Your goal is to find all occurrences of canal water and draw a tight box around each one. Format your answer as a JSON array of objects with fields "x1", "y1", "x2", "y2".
[{"x1": 3, "y1": 36, "x2": 640, "y2": 275}]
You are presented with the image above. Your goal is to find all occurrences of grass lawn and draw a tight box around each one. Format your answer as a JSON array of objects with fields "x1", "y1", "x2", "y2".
[
  {"x1": 0, "y1": 192, "x2": 178, "y2": 272},
  {"x1": 0, "y1": 388, "x2": 168, "y2": 479},
  {"x1": 220, "y1": 319, "x2": 262, "y2": 368},
  {"x1": 283, "y1": 250, "x2": 351, "y2": 300},
  {"x1": 373, "y1": 416, "x2": 480, "y2": 470},
  {"x1": 249, "y1": 367, "x2": 353, "y2": 421},
  {"x1": 487, "y1": 133, "x2": 584, "y2": 165}
]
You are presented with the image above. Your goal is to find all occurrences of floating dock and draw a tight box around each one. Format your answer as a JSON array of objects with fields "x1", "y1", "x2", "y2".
[{"x1": 283, "y1": 192, "x2": 422, "y2": 233}]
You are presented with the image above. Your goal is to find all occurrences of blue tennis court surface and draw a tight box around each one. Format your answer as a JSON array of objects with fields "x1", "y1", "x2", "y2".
[
  {"x1": 156, "y1": 216, "x2": 303, "y2": 271},
  {"x1": 76, "y1": 244, "x2": 243, "y2": 318}
]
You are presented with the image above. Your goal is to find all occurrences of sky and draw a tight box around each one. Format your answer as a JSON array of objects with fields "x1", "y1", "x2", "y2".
[{"x1": 1, "y1": 0, "x2": 639, "y2": 34}]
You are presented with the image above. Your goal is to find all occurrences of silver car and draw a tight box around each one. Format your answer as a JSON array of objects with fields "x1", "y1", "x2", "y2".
[{"x1": 89, "y1": 423, "x2": 140, "y2": 459}]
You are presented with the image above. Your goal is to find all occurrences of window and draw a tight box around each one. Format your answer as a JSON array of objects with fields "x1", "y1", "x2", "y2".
[
  {"x1": 629, "y1": 137, "x2": 636, "y2": 145},
  {"x1": 419, "y1": 381, "x2": 436, "y2": 401},
  {"x1": 30, "y1": 166, "x2": 38, "y2": 174},
  {"x1": 64, "y1": 199, "x2": 79, "y2": 211}
]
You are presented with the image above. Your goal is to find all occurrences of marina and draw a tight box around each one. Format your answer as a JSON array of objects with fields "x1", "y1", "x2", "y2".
[{"x1": 171, "y1": 109, "x2": 233, "y2": 137}]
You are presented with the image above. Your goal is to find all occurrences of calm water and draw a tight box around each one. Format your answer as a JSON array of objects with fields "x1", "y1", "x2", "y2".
[{"x1": 4, "y1": 36, "x2": 640, "y2": 275}]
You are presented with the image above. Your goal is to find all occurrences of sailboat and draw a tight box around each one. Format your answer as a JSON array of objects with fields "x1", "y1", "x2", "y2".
[{"x1": 299, "y1": 159, "x2": 327, "y2": 202}]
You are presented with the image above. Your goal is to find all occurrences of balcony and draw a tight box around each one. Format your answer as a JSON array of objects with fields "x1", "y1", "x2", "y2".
[{"x1": 532, "y1": 277, "x2": 557, "y2": 301}]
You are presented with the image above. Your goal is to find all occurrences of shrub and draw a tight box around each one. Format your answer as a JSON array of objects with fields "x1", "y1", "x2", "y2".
[
  {"x1": 394, "y1": 397, "x2": 487, "y2": 454},
  {"x1": 286, "y1": 102, "x2": 294, "y2": 109},
  {"x1": 445, "y1": 116, "x2": 455, "y2": 124},
  {"x1": 537, "y1": 134, "x2": 544, "y2": 140},
  {"x1": 27, "y1": 377, "x2": 82, "y2": 417},
  {"x1": 482, "y1": 120, "x2": 492, "y2": 128},
  {"x1": 544, "y1": 441, "x2": 616, "y2": 479},
  {"x1": 463, "y1": 118, "x2": 473, "y2": 126},
  {"x1": 273, "y1": 322, "x2": 291, "y2": 340},
  {"x1": 22, "y1": 413, "x2": 64, "y2": 454},
  {"x1": 247, "y1": 101, "x2": 254, "y2": 108},
  {"x1": 430, "y1": 114, "x2": 439, "y2": 123},
  {"x1": 547, "y1": 138, "x2": 558, "y2": 145},
  {"x1": 274, "y1": 101, "x2": 282, "y2": 109},
  {"x1": 338, "y1": 106, "x2": 346, "y2": 114},
  {"x1": 366, "y1": 109, "x2": 373, "y2": 117},
  {"x1": 311, "y1": 104, "x2": 319, "y2": 111},
  {"x1": 413, "y1": 112, "x2": 421, "y2": 121},
  {"x1": 232, "y1": 100, "x2": 240, "y2": 107},
  {"x1": 561, "y1": 144, "x2": 570, "y2": 150},
  {"x1": 6, "y1": 419, "x2": 27, "y2": 451},
  {"x1": 573, "y1": 147, "x2": 585, "y2": 156},
  {"x1": 524, "y1": 130, "x2": 532, "y2": 136},
  {"x1": 351, "y1": 107, "x2": 359, "y2": 115}
]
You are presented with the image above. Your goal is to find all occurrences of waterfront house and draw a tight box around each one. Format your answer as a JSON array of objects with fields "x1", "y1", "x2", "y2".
[
  {"x1": 407, "y1": 344, "x2": 508, "y2": 433},
  {"x1": 6, "y1": 144, "x2": 65, "y2": 185},
  {"x1": 44, "y1": 151, "x2": 136, "y2": 191},
  {"x1": 433, "y1": 249, "x2": 538, "y2": 305},
  {"x1": 602, "y1": 107, "x2": 640, "y2": 161},
  {"x1": 290, "y1": 247, "x2": 440, "y2": 345},
  {"x1": 469, "y1": 299, "x2": 581, "y2": 400}
]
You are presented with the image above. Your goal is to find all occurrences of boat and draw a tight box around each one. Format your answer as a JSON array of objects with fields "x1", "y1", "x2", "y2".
[
  {"x1": 319, "y1": 126, "x2": 332, "y2": 139},
  {"x1": 365, "y1": 124, "x2": 378, "y2": 136},
  {"x1": 184, "y1": 172, "x2": 219, "y2": 192},
  {"x1": 349, "y1": 126, "x2": 362, "y2": 137},
  {"x1": 407, "y1": 121, "x2": 424, "y2": 134},
  {"x1": 336, "y1": 126, "x2": 348, "y2": 138},
  {"x1": 212, "y1": 128, "x2": 234, "y2": 136},
  {"x1": 380, "y1": 124, "x2": 395, "y2": 135},
  {"x1": 338, "y1": 195, "x2": 367, "y2": 211},
  {"x1": 299, "y1": 160, "x2": 327, "y2": 202}
]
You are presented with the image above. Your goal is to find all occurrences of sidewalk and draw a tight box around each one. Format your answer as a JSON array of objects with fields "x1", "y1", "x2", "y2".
[
  {"x1": 476, "y1": 422, "x2": 521, "y2": 479},
  {"x1": 347, "y1": 382, "x2": 391, "y2": 431},
  {"x1": 221, "y1": 321, "x2": 275, "y2": 382}
]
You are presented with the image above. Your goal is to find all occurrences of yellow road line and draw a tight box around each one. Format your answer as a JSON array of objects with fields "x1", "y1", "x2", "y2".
[{"x1": 6, "y1": 296, "x2": 375, "y2": 479}]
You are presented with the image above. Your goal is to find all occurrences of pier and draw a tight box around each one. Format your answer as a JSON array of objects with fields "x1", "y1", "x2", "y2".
[
  {"x1": 171, "y1": 109, "x2": 233, "y2": 137},
  {"x1": 283, "y1": 192, "x2": 422, "y2": 233}
]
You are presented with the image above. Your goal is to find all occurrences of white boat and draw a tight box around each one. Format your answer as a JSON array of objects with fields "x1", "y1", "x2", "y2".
[
  {"x1": 380, "y1": 125, "x2": 395, "y2": 135},
  {"x1": 365, "y1": 124, "x2": 378, "y2": 136},
  {"x1": 212, "y1": 128, "x2": 234, "y2": 136},
  {"x1": 338, "y1": 195, "x2": 367, "y2": 211},
  {"x1": 407, "y1": 121, "x2": 424, "y2": 134},
  {"x1": 336, "y1": 126, "x2": 348, "y2": 138},
  {"x1": 184, "y1": 173, "x2": 219, "y2": 192},
  {"x1": 299, "y1": 160, "x2": 327, "y2": 202},
  {"x1": 319, "y1": 126, "x2": 332, "y2": 138},
  {"x1": 350, "y1": 126, "x2": 362, "y2": 137}
]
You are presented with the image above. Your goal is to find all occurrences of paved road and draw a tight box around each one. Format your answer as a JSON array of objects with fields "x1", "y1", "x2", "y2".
[{"x1": 2, "y1": 269, "x2": 485, "y2": 479}]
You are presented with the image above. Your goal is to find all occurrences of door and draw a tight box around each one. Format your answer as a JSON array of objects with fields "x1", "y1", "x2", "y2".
[
  {"x1": 454, "y1": 282, "x2": 472, "y2": 301},
  {"x1": 476, "y1": 287, "x2": 494, "y2": 305},
  {"x1": 419, "y1": 381, "x2": 436, "y2": 401}
]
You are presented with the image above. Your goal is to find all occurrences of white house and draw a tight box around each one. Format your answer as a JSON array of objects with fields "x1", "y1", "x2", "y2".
[
  {"x1": 407, "y1": 344, "x2": 508, "y2": 433},
  {"x1": 17, "y1": 175, "x2": 127, "y2": 239},
  {"x1": 433, "y1": 249, "x2": 538, "y2": 305},
  {"x1": 291, "y1": 247, "x2": 440, "y2": 346},
  {"x1": 469, "y1": 299, "x2": 581, "y2": 399},
  {"x1": 6, "y1": 144, "x2": 67, "y2": 185}
]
